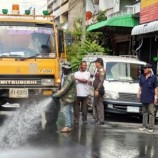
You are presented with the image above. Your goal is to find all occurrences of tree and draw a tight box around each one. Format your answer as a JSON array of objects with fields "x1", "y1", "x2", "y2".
[
  {"x1": 96, "y1": 10, "x2": 107, "y2": 22},
  {"x1": 67, "y1": 16, "x2": 110, "y2": 71}
]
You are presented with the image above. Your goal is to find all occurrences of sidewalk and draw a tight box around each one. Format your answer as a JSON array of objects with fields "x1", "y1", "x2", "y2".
[{"x1": 86, "y1": 113, "x2": 158, "y2": 135}]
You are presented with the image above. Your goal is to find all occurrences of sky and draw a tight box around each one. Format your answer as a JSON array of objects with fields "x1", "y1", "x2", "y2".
[{"x1": 0, "y1": 0, "x2": 47, "y2": 15}]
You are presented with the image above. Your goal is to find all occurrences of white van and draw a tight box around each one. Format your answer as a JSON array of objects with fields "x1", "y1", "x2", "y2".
[{"x1": 83, "y1": 55, "x2": 147, "y2": 115}]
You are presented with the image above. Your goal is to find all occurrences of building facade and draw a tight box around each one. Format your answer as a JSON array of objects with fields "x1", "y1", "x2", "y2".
[
  {"x1": 87, "y1": 0, "x2": 140, "y2": 56},
  {"x1": 132, "y1": 0, "x2": 158, "y2": 74},
  {"x1": 47, "y1": 0, "x2": 69, "y2": 26},
  {"x1": 47, "y1": 0, "x2": 99, "y2": 30},
  {"x1": 47, "y1": 0, "x2": 143, "y2": 57}
]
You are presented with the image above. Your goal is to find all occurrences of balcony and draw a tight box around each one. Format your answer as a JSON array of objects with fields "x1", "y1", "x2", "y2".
[
  {"x1": 48, "y1": 7, "x2": 54, "y2": 14},
  {"x1": 60, "y1": 2, "x2": 69, "y2": 14},
  {"x1": 48, "y1": 0, "x2": 54, "y2": 7},
  {"x1": 53, "y1": 7, "x2": 61, "y2": 18},
  {"x1": 60, "y1": 0, "x2": 68, "y2": 5},
  {"x1": 107, "y1": 2, "x2": 140, "y2": 19}
]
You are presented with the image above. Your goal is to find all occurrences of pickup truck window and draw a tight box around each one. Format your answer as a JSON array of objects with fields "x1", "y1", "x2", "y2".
[{"x1": 106, "y1": 62, "x2": 141, "y2": 81}]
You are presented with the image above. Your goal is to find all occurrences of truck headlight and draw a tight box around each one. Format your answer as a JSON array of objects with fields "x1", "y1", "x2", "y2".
[
  {"x1": 104, "y1": 90, "x2": 119, "y2": 99},
  {"x1": 42, "y1": 79, "x2": 54, "y2": 86}
]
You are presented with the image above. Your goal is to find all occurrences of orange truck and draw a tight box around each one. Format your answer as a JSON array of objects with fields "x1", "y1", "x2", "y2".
[{"x1": 0, "y1": 13, "x2": 66, "y2": 110}]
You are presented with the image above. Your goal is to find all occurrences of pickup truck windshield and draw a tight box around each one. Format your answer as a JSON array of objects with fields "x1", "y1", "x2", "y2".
[
  {"x1": 106, "y1": 62, "x2": 141, "y2": 81},
  {"x1": 0, "y1": 26, "x2": 56, "y2": 58}
]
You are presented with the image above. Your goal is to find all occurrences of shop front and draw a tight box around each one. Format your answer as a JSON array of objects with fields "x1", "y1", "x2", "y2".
[{"x1": 131, "y1": 21, "x2": 158, "y2": 74}]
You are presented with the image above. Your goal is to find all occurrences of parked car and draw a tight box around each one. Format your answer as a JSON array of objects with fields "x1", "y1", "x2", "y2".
[{"x1": 84, "y1": 55, "x2": 150, "y2": 116}]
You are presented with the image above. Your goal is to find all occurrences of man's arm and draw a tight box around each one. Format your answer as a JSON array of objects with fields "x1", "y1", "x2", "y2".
[
  {"x1": 154, "y1": 87, "x2": 158, "y2": 104},
  {"x1": 75, "y1": 78, "x2": 88, "y2": 83},
  {"x1": 154, "y1": 76, "x2": 158, "y2": 103},
  {"x1": 75, "y1": 72, "x2": 90, "y2": 83},
  {"x1": 137, "y1": 86, "x2": 141, "y2": 98}
]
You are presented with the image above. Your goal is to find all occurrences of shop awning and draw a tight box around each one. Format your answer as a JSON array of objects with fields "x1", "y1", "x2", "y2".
[
  {"x1": 131, "y1": 21, "x2": 158, "y2": 35},
  {"x1": 87, "y1": 14, "x2": 139, "y2": 32}
]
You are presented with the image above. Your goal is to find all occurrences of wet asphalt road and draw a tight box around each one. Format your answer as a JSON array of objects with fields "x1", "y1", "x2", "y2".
[{"x1": 1, "y1": 112, "x2": 158, "y2": 158}]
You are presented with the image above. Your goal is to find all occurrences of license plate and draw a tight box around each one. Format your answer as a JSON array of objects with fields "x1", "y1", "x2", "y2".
[
  {"x1": 127, "y1": 106, "x2": 139, "y2": 113},
  {"x1": 9, "y1": 88, "x2": 28, "y2": 98}
]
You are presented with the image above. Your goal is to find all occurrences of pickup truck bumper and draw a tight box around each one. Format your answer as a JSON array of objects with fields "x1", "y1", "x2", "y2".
[{"x1": 103, "y1": 98, "x2": 142, "y2": 115}]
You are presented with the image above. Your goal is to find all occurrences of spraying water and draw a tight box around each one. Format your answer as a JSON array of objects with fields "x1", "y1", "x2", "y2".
[
  {"x1": 0, "y1": 98, "x2": 91, "y2": 158},
  {"x1": 0, "y1": 97, "x2": 52, "y2": 149}
]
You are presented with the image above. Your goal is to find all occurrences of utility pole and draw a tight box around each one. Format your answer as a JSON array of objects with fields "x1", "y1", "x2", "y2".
[
  {"x1": 33, "y1": 8, "x2": 35, "y2": 19},
  {"x1": 81, "y1": 0, "x2": 86, "y2": 44}
]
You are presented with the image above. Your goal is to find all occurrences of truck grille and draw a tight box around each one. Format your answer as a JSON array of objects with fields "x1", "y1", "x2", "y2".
[
  {"x1": 0, "y1": 75, "x2": 54, "y2": 88},
  {"x1": 119, "y1": 93, "x2": 140, "y2": 102}
]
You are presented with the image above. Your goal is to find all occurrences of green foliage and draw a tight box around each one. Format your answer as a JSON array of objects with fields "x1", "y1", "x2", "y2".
[
  {"x1": 66, "y1": 16, "x2": 110, "y2": 71},
  {"x1": 70, "y1": 17, "x2": 82, "y2": 41},
  {"x1": 86, "y1": 31, "x2": 113, "y2": 55},
  {"x1": 96, "y1": 11, "x2": 107, "y2": 22},
  {"x1": 79, "y1": 40, "x2": 104, "y2": 53},
  {"x1": 68, "y1": 40, "x2": 105, "y2": 71}
]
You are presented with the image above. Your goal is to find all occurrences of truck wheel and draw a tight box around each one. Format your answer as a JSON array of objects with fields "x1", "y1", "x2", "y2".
[{"x1": 0, "y1": 100, "x2": 7, "y2": 110}]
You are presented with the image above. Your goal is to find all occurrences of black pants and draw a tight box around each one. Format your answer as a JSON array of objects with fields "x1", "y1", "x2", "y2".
[{"x1": 73, "y1": 96, "x2": 88, "y2": 122}]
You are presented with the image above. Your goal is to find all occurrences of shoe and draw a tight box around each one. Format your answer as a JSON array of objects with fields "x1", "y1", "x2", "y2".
[
  {"x1": 74, "y1": 120, "x2": 79, "y2": 124},
  {"x1": 60, "y1": 127, "x2": 72, "y2": 133},
  {"x1": 148, "y1": 129, "x2": 154, "y2": 132},
  {"x1": 96, "y1": 122, "x2": 104, "y2": 125},
  {"x1": 139, "y1": 126, "x2": 146, "y2": 131},
  {"x1": 93, "y1": 120, "x2": 98, "y2": 124},
  {"x1": 83, "y1": 121, "x2": 87, "y2": 124}
]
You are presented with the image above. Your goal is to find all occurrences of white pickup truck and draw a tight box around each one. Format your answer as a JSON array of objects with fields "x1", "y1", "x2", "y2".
[{"x1": 83, "y1": 55, "x2": 152, "y2": 116}]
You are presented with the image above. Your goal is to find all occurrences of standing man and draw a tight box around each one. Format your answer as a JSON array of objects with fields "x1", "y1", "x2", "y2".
[
  {"x1": 74, "y1": 61, "x2": 90, "y2": 124},
  {"x1": 52, "y1": 61, "x2": 76, "y2": 132},
  {"x1": 93, "y1": 58, "x2": 105, "y2": 125},
  {"x1": 137, "y1": 63, "x2": 158, "y2": 132}
]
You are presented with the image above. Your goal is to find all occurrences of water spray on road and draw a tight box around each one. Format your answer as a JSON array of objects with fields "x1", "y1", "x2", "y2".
[{"x1": 0, "y1": 97, "x2": 52, "y2": 149}]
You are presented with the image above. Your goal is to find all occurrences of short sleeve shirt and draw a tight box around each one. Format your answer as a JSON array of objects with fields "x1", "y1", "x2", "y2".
[
  {"x1": 139, "y1": 74, "x2": 157, "y2": 104},
  {"x1": 74, "y1": 71, "x2": 90, "y2": 97}
]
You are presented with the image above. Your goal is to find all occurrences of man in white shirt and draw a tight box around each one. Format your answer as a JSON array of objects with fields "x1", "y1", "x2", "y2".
[{"x1": 74, "y1": 61, "x2": 90, "y2": 124}]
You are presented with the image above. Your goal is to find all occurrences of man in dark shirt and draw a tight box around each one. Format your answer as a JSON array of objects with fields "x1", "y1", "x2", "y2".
[{"x1": 137, "y1": 63, "x2": 158, "y2": 132}]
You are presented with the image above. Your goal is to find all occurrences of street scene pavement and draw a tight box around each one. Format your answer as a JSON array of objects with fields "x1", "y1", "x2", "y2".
[{"x1": 0, "y1": 108, "x2": 158, "y2": 158}]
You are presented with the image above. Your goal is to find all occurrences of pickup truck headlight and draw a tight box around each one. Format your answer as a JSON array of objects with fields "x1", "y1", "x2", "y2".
[
  {"x1": 42, "y1": 79, "x2": 54, "y2": 86},
  {"x1": 104, "y1": 90, "x2": 119, "y2": 99}
]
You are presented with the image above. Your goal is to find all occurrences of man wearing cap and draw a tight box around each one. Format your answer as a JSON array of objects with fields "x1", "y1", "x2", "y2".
[
  {"x1": 52, "y1": 61, "x2": 76, "y2": 132},
  {"x1": 137, "y1": 63, "x2": 158, "y2": 132},
  {"x1": 93, "y1": 58, "x2": 105, "y2": 125}
]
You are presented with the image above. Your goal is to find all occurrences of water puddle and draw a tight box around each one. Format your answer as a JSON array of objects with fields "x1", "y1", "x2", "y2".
[{"x1": 0, "y1": 146, "x2": 90, "y2": 158}]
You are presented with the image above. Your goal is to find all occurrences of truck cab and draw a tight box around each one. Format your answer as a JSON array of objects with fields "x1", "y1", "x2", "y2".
[{"x1": 0, "y1": 14, "x2": 66, "y2": 110}]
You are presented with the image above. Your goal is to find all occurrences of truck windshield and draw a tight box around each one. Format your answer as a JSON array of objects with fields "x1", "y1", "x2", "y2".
[
  {"x1": 106, "y1": 62, "x2": 141, "y2": 81},
  {"x1": 0, "y1": 26, "x2": 56, "y2": 58}
]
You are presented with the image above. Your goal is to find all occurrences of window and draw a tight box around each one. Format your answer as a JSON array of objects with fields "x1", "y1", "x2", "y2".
[{"x1": 0, "y1": 26, "x2": 56, "y2": 58}]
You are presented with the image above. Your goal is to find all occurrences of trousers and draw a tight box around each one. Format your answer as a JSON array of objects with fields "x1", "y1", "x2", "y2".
[
  {"x1": 93, "y1": 95, "x2": 104, "y2": 123},
  {"x1": 61, "y1": 103, "x2": 73, "y2": 128},
  {"x1": 142, "y1": 103, "x2": 155, "y2": 129},
  {"x1": 73, "y1": 96, "x2": 88, "y2": 122}
]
